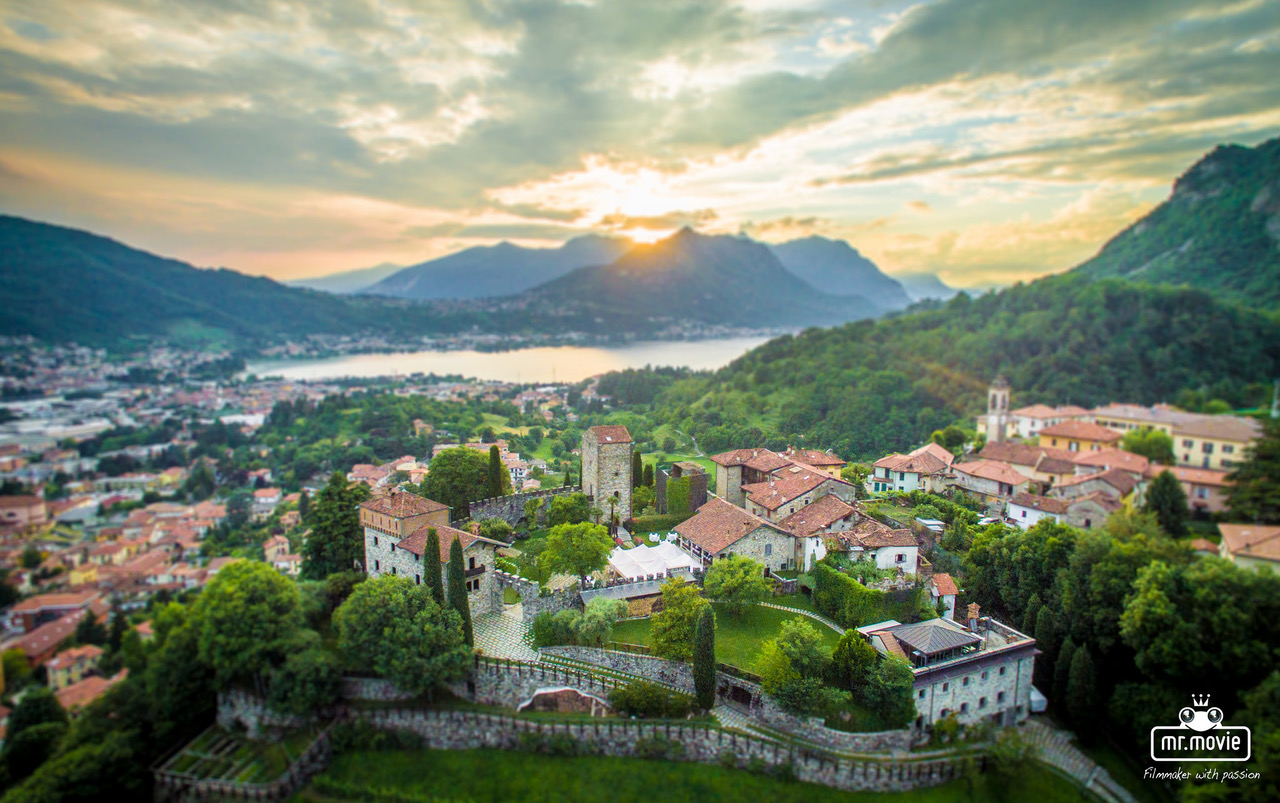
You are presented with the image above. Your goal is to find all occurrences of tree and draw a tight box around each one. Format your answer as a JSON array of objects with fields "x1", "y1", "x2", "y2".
[
  {"x1": 1121, "y1": 427, "x2": 1176, "y2": 465},
  {"x1": 1020, "y1": 592, "x2": 1042, "y2": 637},
  {"x1": 632, "y1": 485, "x2": 656, "y2": 514},
  {"x1": 987, "y1": 727, "x2": 1038, "y2": 796},
  {"x1": 447, "y1": 538, "x2": 474, "y2": 647},
  {"x1": 756, "y1": 639, "x2": 799, "y2": 693},
  {"x1": 106, "y1": 605, "x2": 127, "y2": 655},
  {"x1": 865, "y1": 657, "x2": 917, "y2": 728},
  {"x1": 184, "y1": 461, "x2": 217, "y2": 501},
  {"x1": 693, "y1": 605, "x2": 716, "y2": 710},
  {"x1": 298, "y1": 489, "x2": 311, "y2": 522},
  {"x1": 1066, "y1": 647, "x2": 1098, "y2": 744},
  {"x1": 420, "y1": 447, "x2": 489, "y2": 520},
  {"x1": 20, "y1": 545, "x2": 41, "y2": 569},
  {"x1": 227, "y1": 490, "x2": 252, "y2": 529},
  {"x1": 546, "y1": 492, "x2": 591, "y2": 527},
  {"x1": 575, "y1": 597, "x2": 628, "y2": 647},
  {"x1": 1143, "y1": 469, "x2": 1190, "y2": 538},
  {"x1": 333, "y1": 575, "x2": 470, "y2": 698},
  {"x1": 1033, "y1": 605, "x2": 1058, "y2": 684},
  {"x1": 703, "y1": 554, "x2": 770, "y2": 614},
  {"x1": 301, "y1": 471, "x2": 371, "y2": 579},
  {"x1": 1227, "y1": 417, "x2": 1280, "y2": 524},
  {"x1": 632, "y1": 452, "x2": 643, "y2": 488},
  {"x1": 523, "y1": 497, "x2": 544, "y2": 529},
  {"x1": 5, "y1": 687, "x2": 68, "y2": 744},
  {"x1": 643, "y1": 464, "x2": 654, "y2": 487},
  {"x1": 1, "y1": 721, "x2": 67, "y2": 783},
  {"x1": 3, "y1": 647, "x2": 31, "y2": 687},
  {"x1": 774, "y1": 619, "x2": 826, "y2": 679},
  {"x1": 267, "y1": 647, "x2": 342, "y2": 716},
  {"x1": 424, "y1": 528, "x2": 445, "y2": 606},
  {"x1": 1052, "y1": 636, "x2": 1077, "y2": 714},
  {"x1": 539, "y1": 522, "x2": 612, "y2": 584},
  {"x1": 650, "y1": 579, "x2": 709, "y2": 661},
  {"x1": 195, "y1": 560, "x2": 302, "y2": 692},
  {"x1": 486, "y1": 445, "x2": 505, "y2": 499},
  {"x1": 666, "y1": 476, "x2": 691, "y2": 515},
  {"x1": 74, "y1": 613, "x2": 107, "y2": 646},
  {"x1": 830, "y1": 631, "x2": 879, "y2": 691},
  {"x1": 477, "y1": 517, "x2": 513, "y2": 542}
]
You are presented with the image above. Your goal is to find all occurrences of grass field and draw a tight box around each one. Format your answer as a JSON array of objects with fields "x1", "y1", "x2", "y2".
[
  {"x1": 296, "y1": 748, "x2": 1088, "y2": 803},
  {"x1": 611, "y1": 603, "x2": 840, "y2": 670}
]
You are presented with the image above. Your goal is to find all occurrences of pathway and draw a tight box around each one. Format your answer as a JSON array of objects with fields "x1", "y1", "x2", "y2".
[
  {"x1": 472, "y1": 602, "x2": 540, "y2": 662},
  {"x1": 760, "y1": 601, "x2": 846, "y2": 635},
  {"x1": 712, "y1": 705, "x2": 782, "y2": 742},
  {"x1": 1021, "y1": 720, "x2": 1136, "y2": 803}
]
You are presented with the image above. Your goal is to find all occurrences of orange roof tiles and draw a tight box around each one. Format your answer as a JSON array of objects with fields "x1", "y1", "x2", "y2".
[
  {"x1": 1219, "y1": 524, "x2": 1280, "y2": 563},
  {"x1": 1039, "y1": 420, "x2": 1123, "y2": 442},
  {"x1": 673, "y1": 497, "x2": 789, "y2": 555},
  {"x1": 778, "y1": 495, "x2": 857, "y2": 538},
  {"x1": 931, "y1": 573, "x2": 959, "y2": 597},
  {"x1": 586, "y1": 425, "x2": 632, "y2": 444},
  {"x1": 398, "y1": 523, "x2": 505, "y2": 562},
  {"x1": 361, "y1": 491, "x2": 450, "y2": 518}
]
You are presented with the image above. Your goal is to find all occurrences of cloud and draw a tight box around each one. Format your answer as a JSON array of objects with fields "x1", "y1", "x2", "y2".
[
  {"x1": 906, "y1": 200, "x2": 931, "y2": 213},
  {"x1": 599, "y1": 209, "x2": 719, "y2": 231}
]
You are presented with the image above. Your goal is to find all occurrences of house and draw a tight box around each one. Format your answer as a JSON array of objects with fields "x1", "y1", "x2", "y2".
[
  {"x1": 930, "y1": 573, "x2": 959, "y2": 620},
  {"x1": 1047, "y1": 468, "x2": 1137, "y2": 501},
  {"x1": 741, "y1": 463, "x2": 856, "y2": 523},
  {"x1": 14, "y1": 612, "x2": 86, "y2": 667},
  {"x1": 1144, "y1": 465, "x2": 1232, "y2": 514},
  {"x1": 1218, "y1": 524, "x2": 1280, "y2": 574},
  {"x1": 778, "y1": 494, "x2": 858, "y2": 570},
  {"x1": 47, "y1": 644, "x2": 104, "y2": 691},
  {"x1": 1091, "y1": 403, "x2": 1191, "y2": 436},
  {"x1": 860, "y1": 605, "x2": 1035, "y2": 730},
  {"x1": 1005, "y1": 493, "x2": 1068, "y2": 529},
  {"x1": 845, "y1": 524, "x2": 919, "y2": 572},
  {"x1": 949, "y1": 460, "x2": 1031, "y2": 506},
  {"x1": 55, "y1": 670, "x2": 127, "y2": 716},
  {"x1": 977, "y1": 442, "x2": 1076, "y2": 486},
  {"x1": 0, "y1": 495, "x2": 46, "y2": 528},
  {"x1": 5, "y1": 590, "x2": 102, "y2": 633},
  {"x1": 1170, "y1": 416, "x2": 1262, "y2": 471},
  {"x1": 1064, "y1": 492, "x2": 1122, "y2": 529},
  {"x1": 263, "y1": 534, "x2": 290, "y2": 562},
  {"x1": 1070, "y1": 449, "x2": 1150, "y2": 480},
  {"x1": 709, "y1": 448, "x2": 798, "y2": 508},
  {"x1": 780, "y1": 447, "x2": 847, "y2": 478},
  {"x1": 270, "y1": 553, "x2": 303, "y2": 577},
  {"x1": 1037, "y1": 421, "x2": 1123, "y2": 453},
  {"x1": 870, "y1": 445, "x2": 954, "y2": 494},
  {"x1": 1005, "y1": 404, "x2": 1091, "y2": 439},
  {"x1": 673, "y1": 497, "x2": 796, "y2": 573},
  {"x1": 364, "y1": 522, "x2": 505, "y2": 616},
  {"x1": 359, "y1": 491, "x2": 452, "y2": 546}
]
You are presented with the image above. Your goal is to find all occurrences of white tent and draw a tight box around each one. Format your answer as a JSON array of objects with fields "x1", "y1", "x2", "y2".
[{"x1": 607, "y1": 542, "x2": 698, "y2": 581}]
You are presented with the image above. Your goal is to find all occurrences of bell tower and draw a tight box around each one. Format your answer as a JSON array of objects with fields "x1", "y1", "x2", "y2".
[{"x1": 986, "y1": 376, "x2": 1011, "y2": 443}]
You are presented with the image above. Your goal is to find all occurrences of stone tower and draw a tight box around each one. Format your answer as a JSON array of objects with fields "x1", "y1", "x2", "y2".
[
  {"x1": 986, "y1": 376, "x2": 1011, "y2": 443},
  {"x1": 581, "y1": 425, "x2": 633, "y2": 522}
]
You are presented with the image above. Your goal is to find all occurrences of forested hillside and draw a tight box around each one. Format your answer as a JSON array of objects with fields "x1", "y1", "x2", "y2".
[
  {"x1": 637, "y1": 274, "x2": 1280, "y2": 461},
  {"x1": 1072, "y1": 136, "x2": 1280, "y2": 308}
]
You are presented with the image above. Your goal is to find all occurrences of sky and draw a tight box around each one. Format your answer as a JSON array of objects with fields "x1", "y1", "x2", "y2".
[{"x1": 1, "y1": 0, "x2": 1278, "y2": 288}]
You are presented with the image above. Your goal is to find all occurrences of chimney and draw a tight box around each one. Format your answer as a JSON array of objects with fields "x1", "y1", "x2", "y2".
[{"x1": 967, "y1": 603, "x2": 980, "y2": 632}]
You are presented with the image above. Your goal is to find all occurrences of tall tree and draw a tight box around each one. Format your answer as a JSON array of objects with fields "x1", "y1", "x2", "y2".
[
  {"x1": 642, "y1": 464, "x2": 654, "y2": 487},
  {"x1": 651, "y1": 579, "x2": 709, "y2": 661},
  {"x1": 298, "y1": 489, "x2": 310, "y2": 522},
  {"x1": 4, "y1": 687, "x2": 67, "y2": 744},
  {"x1": 420, "y1": 447, "x2": 489, "y2": 520},
  {"x1": 830, "y1": 631, "x2": 879, "y2": 691},
  {"x1": 424, "y1": 528, "x2": 445, "y2": 606},
  {"x1": 703, "y1": 554, "x2": 770, "y2": 614},
  {"x1": 447, "y1": 538, "x2": 474, "y2": 647},
  {"x1": 333, "y1": 575, "x2": 471, "y2": 698},
  {"x1": 1143, "y1": 469, "x2": 1190, "y2": 538},
  {"x1": 106, "y1": 604, "x2": 128, "y2": 654},
  {"x1": 693, "y1": 605, "x2": 716, "y2": 711},
  {"x1": 539, "y1": 522, "x2": 612, "y2": 584},
  {"x1": 302, "y1": 471, "x2": 371, "y2": 579},
  {"x1": 1227, "y1": 417, "x2": 1280, "y2": 524},
  {"x1": 486, "y1": 445, "x2": 505, "y2": 499},
  {"x1": 632, "y1": 452, "x2": 643, "y2": 489},
  {"x1": 196, "y1": 560, "x2": 302, "y2": 693},
  {"x1": 1066, "y1": 647, "x2": 1098, "y2": 744},
  {"x1": 1052, "y1": 636, "x2": 1077, "y2": 714},
  {"x1": 1033, "y1": 605, "x2": 1058, "y2": 684}
]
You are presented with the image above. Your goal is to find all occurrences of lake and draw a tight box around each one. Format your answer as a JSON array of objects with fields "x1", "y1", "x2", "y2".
[{"x1": 242, "y1": 336, "x2": 775, "y2": 384}]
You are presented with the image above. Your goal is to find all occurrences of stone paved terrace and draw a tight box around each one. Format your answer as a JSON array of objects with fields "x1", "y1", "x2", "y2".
[{"x1": 473, "y1": 603, "x2": 540, "y2": 662}]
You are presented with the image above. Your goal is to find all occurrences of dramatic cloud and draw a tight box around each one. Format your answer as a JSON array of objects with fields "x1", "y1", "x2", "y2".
[{"x1": 0, "y1": 0, "x2": 1276, "y2": 283}]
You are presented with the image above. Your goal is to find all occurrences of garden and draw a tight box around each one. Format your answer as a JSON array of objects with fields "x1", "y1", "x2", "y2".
[{"x1": 158, "y1": 725, "x2": 321, "y2": 784}]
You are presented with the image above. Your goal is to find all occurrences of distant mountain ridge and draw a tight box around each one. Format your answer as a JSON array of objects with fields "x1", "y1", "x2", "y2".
[
  {"x1": 767, "y1": 236, "x2": 913, "y2": 310},
  {"x1": 289, "y1": 263, "x2": 404, "y2": 294},
  {"x1": 361, "y1": 235, "x2": 632, "y2": 300},
  {"x1": 1072, "y1": 136, "x2": 1280, "y2": 308},
  {"x1": 891, "y1": 272, "x2": 960, "y2": 303}
]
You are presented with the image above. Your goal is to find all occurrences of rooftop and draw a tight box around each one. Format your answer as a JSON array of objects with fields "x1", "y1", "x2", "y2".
[
  {"x1": 361, "y1": 491, "x2": 450, "y2": 519},
  {"x1": 1039, "y1": 420, "x2": 1124, "y2": 442},
  {"x1": 1009, "y1": 492, "x2": 1069, "y2": 515},
  {"x1": 778, "y1": 494, "x2": 857, "y2": 538},
  {"x1": 673, "y1": 497, "x2": 788, "y2": 555},
  {"x1": 952, "y1": 459, "x2": 1028, "y2": 487},
  {"x1": 1219, "y1": 524, "x2": 1280, "y2": 563},
  {"x1": 586, "y1": 425, "x2": 632, "y2": 444}
]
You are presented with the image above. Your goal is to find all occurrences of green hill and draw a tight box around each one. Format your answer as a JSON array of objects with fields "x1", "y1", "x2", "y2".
[
  {"x1": 642, "y1": 274, "x2": 1280, "y2": 461},
  {"x1": 1072, "y1": 136, "x2": 1280, "y2": 308}
]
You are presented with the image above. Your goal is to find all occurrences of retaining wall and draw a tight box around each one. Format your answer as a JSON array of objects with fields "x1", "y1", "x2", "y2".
[{"x1": 466, "y1": 486, "x2": 587, "y2": 527}]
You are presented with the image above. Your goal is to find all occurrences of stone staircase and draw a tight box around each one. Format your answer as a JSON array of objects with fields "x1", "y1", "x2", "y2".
[{"x1": 1022, "y1": 720, "x2": 1137, "y2": 803}]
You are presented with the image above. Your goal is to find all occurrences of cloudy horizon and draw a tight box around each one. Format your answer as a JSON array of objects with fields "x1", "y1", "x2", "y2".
[{"x1": 1, "y1": 0, "x2": 1277, "y2": 287}]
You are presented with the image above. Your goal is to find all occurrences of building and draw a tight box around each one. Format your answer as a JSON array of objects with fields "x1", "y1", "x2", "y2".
[
  {"x1": 1070, "y1": 448, "x2": 1150, "y2": 480},
  {"x1": 581, "y1": 426, "x2": 633, "y2": 521},
  {"x1": 655, "y1": 461, "x2": 708, "y2": 515},
  {"x1": 949, "y1": 460, "x2": 1030, "y2": 506},
  {"x1": 977, "y1": 442, "x2": 1077, "y2": 486},
  {"x1": 1064, "y1": 492, "x2": 1122, "y2": 529},
  {"x1": 262, "y1": 534, "x2": 290, "y2": 562},
  {"x1": 981, "y1": 377, "x2": 1012, "y2": 444},
  {"x1": 860, "y1": 605, "x2": 1035, "y2": 730},
  {"x1": 870, "y1": 445, "x2": 954, "y2": 494},
  {"x1": 0, "y1": 495, "x2": 47, "y2": 528},
  {"x1": 778, "y1": 494, "x2": 857, "y2": 570},
  {"x1": 844, "y1": 524, "x2": 919, "y2": 572},
  {"x1": 603, "y1": 542, "x2": 698, "y2": 585},
  {"x1": 5, "y1": 590, "x2": 102, "y2": 633},
  {"x1": 47, "y1": 644, "x2": 104, "y2": 691},
  {"x1": 1171, "y1": 416, "x2": 1262, "y2": 471},
  {"x1": 14, "y1": 612, "x2": 87, "y2": 667},
  {"x1": 364, "y1": 521, "x2": 505, "y2": 616},
  {"x1": 709, "y1": 448, "x2": 795, "y2": 508},
  {"x1": 930, "y1": 574, "x2": 959, "y2": 620},
  {"x1": 55, "y1": 671, "x2": 127, "y2": 716},
  {"x1": 1091, "y1": 403, "x2": 1190, "y2": 436},
  {"x1": 1047, "y1": 468, "x2": 1137, "y2": 501},
  {"x1": 1218, "y1": 524, "x2": 1280, "y2": 574},
  {"x1": 1005, "y1": 493, "x2": 1068, "y2": 529},
  {"x1": 359, "y1": 491, "x2": 452, "y2": 547},
  {"x1": 1145, "y1": 465, "x2": 1232, "y2": 514},
  {"x1": 780, "y1": 447, "x2": 847, "y2": 478},
  {"x1": 1005, "y1": 404, "x2": 1091, "y2": 439},
  {"x1": 1037, "y1": 420, "x2": 1123, "y2": 453},
  {"x1": 673, "y1": 497, "x2": 796, "y2": 573},
  {"x1": 741, "y1": 464, "x2": 856, "y2": 523}
]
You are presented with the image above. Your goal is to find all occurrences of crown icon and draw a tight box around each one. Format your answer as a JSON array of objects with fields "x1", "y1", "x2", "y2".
[{"x1": 1191, "y1": 694, "x2": 1211, "y2": 708}]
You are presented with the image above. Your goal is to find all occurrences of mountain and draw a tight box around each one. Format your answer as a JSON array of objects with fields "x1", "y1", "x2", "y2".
[
  {"x1": 638, "y1": 272, "x2": 1280, "y2": 460},
  {"x1": 892, "y1": 272, "x2": 960, "y2": 303},
  {"x1": 361, "y1": 235, "x2": 632, "y2": 300},
  {"x1": 525, "y1": 228, "x2": 880, "y2": 329},
  {"x1": 288, "y1": 263, "x2": 404, "y2": 294},
  {"x1": 0, "y1": 215, "x2": 455, "y2": 346},
  {"x1": 767, "y1": 236, "x2": 913, "y2": 310},
  {"x1": 1072, "y1": 136, "x2": 1280, "y2": 308}
]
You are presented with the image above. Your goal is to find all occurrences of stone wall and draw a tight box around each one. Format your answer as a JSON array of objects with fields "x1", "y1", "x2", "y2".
[
  {"x1": 463, "y1": 657, "x2": 621, "y2": 708},
  {"x1": 540, "y1": 646, "x2": 697, "y2": 692},
  {"x1": 465, "y1": 486, "x2": 586, "y2": 528},
  {"x1": 342, "y1": 676, "x2": 417, "y2": 702},
  {"x1": 217, "y1": 688, "x2": 311, "y2": 739},
  {"x1": 583, "y1": 430, "x2": 632, "y2": 521},
  {"x1": 489, "y1": 569, "x2": 582, "y2": 623}
]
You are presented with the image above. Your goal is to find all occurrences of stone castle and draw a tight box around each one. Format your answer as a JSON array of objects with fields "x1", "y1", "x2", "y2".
[{"x1": 581, "y1": 425, "x2": 633, "y2": 521}]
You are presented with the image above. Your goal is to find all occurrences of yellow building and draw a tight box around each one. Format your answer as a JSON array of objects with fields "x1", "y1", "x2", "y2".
[
  {"x1": 47, "y1": 644, "x2": 104, "y2": 691},
  {"x1": 1218, "y1": 524, "x2": 1280, "y2": 575},
  {"x1": 1171, "y1": 417, "x2": 1262, "y2": 471},
  {"x1": 68, "y1": 563, "x2": 98, "y2": 587},
  {"x1": 1037, "y1": 421, "x2": 1123, "y2": 453}
]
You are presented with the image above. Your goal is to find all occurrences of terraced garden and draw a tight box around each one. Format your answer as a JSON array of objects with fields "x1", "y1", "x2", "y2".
[{"x1": 159, "y1": 725, "x2": 321, "y2": 784}]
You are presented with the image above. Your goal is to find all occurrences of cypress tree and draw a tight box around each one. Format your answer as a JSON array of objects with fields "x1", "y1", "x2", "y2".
[
  {"x1": 486, "y1": 445, "x2": 504, "y2": 499},
  {"x1": 1066, "y1": 647, "x2": 1098, "y2": 744},
  {"x1": 1020, "y1": 593, "x2": 1042, "y2": 637},
  {"x1": 1143, "y1": 469, "x2": 1190, "y2": 537},
  {"x1": 298, "y1": 489, "x2": 310, "y2": 522},
  {"x1": 693, "y1": 605, "x2": 716, "y2": 711},
  {"x1": 578, "y1": 462, "x2": 583, "y2": 488},
  {"x1": 643, "y1": 464, "x2": 654, "y2": 487},
  {"x1": 447, "y1": 538, "x2": 474, "y2": 647},
  {"x1": 632, "y1": 451, "x2": 643, "y2": 488},
  {"x1": 425, "y1": 528, "x2": 445, "y2": 606},
  {"x1": 1033, "y1": 606, "x2": 1058, "y2": 685},
  {"x1": 106, "y1": 603, "x2": 128, "y2": 654},
  {"x1": 1052, "y1": 636, "x2": 1077, "y2": 715}
]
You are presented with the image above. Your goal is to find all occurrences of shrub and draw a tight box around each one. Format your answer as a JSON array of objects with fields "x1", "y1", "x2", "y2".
[
  {"x1": 717, "y1": 749, "x2": 740, "y2": 769},
  {"x1": 608, "y1": 681, "x2": 694, "y2": 719},
  {"x1": 635, "y1": 735, "x2": 686, "y2": 761}
]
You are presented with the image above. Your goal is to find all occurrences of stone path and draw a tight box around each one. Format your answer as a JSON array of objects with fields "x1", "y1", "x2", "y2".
[
  {"x1": 1021, "y1": 720, "x2": 1136, "y2": 803},
  {"x1": 760, "y1": 602, "x2": 845, "y2": 635},
  {"x1": 472, "y1": 602, "x2": 540, "y2": 662},
  {"x1": 712, "y1": 705, "x2": 780, "y2": 742}
]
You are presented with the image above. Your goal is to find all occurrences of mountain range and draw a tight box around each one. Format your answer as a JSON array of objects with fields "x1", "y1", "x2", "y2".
[{"x1": 287, "y1": 263, "x2": 404, "y2": 294}]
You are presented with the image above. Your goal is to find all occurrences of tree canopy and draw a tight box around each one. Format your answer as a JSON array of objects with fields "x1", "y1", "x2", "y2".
[
  {"x1": 419, "y1": 447, "x2": 489, "y2": 521},
  {"x1": 195, "y1": 560, "x2": 302, "y2": 691},
  {"x1": 650, "y1": 579, "x2": 709, "y2": 661},
  {"x1": 703, "y1": 554, "x2": 770, "y2": 614},
  {"x1": 302, "y1": 471, "x2": 371, "y2": 579},
  {"x1": 539, "y1": 522, "x2": 612, "y2": 583}
]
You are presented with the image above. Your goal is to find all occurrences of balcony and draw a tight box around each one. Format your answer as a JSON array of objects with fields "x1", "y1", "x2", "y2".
[{"x1": 464, "y1": 564, "x2": 486, "y2": 578}]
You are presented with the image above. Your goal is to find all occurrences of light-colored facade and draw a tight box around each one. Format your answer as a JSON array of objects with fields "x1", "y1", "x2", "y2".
[
  {"x1": 1171, "y1": 417, "x2": 1261, "y2": 471},
  {"x1": 674, "y1": 497, "x2": 797, "y2": 573},
  {"x1": 47, "y1": 644, "x2": 103, "y2": 691},
  {"x1": 582, "y1": 425, "x2": 633, "y2": 521},
  {"x1": 1005, "y1": 493, "x2": 1067, "y2": 530},
  {"x1": 1218, "y1": 524, "x2": 1280, "y2": 575}
]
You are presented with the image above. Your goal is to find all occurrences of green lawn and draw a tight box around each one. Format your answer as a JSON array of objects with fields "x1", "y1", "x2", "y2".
[
  {"x1": 297, "y1": 748, "x2": 1087, "y2": 803},
  {"x1": 771, "y1": 592, "x2": 819, "y2": 615},
  {"x1": 611, "y1": 603, "x2": 841, "y2": 671},
  {"x1": 1079, "y1": 741, "x2": 1175, "y2": 803}
]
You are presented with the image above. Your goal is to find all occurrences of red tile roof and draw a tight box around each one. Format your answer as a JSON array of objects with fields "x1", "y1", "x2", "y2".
[
  {"x1": 1009, "y1": 492, "x2": 1069, "y2": 515},
  {"x1": 1053, "y1": 468, "x2": 1137, "y2": 496},
  {"x1": 873, "y1": 451, "x2": 951, "y2": 475},
  {"x1": 399, "y1": 523, "x2": 505, "y2": 562},
  {"x1": 781, "y1": 447, "x2": 846, "y2": 467},
  {"x1": 1039, "y1": 420, "x2": 1123, "y2": 442},
  {"x1": 1219, "y1": 524, "x2": 1280, "y2": 563},
  {"x1": 9, "y1": 590, "x2": 101, "y2": 614},
  {"x1": 48, "y1": 644, "x2": 104, "y2": 670},
  {"x1": 778, "y1": 495, "x2": 857, "y2": 538},
  {"x1": 1072, "y1": 448, "x2": 1150, "y2": 474},
  {"x1": 55, "y1": 671, "x2": 127, "y2": 712},
  {"x1": 361, "y1": 491, "x2": 450, "y2": 518},
  {"x1": 1144, "y1": 465, "x2": 1233, "y2": 487},
  {"x1": 586, "y1": 425, "x2": 632, "y2": 444},
  {"x1": 673, "y1": 497, "x2": 789, "y2": 555},
  {"x1": 742, "y1": 469, "x2": 833, "y2": 511},
  {"x1": 931, "y1": 573, "x2": 959, "y2": 597},
  {"x1": 952, "y1": 460, "x2": 1029, "y2": 488}
]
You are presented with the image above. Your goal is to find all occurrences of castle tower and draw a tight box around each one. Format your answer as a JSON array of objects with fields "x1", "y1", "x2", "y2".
[
  {"x1": 581, "y1": 425, "x2": 633, "y2": 522},
  {"x1": 986, "y1": 376, "x2": 1011, "y2": 443}
]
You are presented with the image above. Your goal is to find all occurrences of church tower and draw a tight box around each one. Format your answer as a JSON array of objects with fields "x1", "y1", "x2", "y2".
[{"x1": 986, "y1": 376, "x2": 1011, "y2": 443}]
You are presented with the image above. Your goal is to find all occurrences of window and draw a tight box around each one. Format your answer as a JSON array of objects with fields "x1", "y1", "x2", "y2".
[
  {"x1": 899, "y1": 471, "x2": 905, "y2": 481},
  {"x1": 1052, "y1": 439, "x2": 1058, "y2": 446},
  {"x1": 1197, "y1": 488, "x2": 1209, "y2": 499},
  {"x1": 391, "y1": 567, "x2": 397, "y2": 575},
  {"x1": 962, "y1": 676, "x2": 969, "y2": 687},
  {"x1": 918, "y1": 690, "x2": 926, "y2": 699},
  {"x1": 897, "y1": 553, "x2": 906, "y2": 563},
  {"x1": 469, "y1": 556, "x2": 476, "y2": 570},
  {"x1": 999, "y1": 666, "x2": 1006, "y2": 676},
  {"x1": 1223, "y1": 444, "x2": 1235, "y2": 454},
  {"x1": 764, "y1": 544, "x2": 773, "y2": 556},
  {"x1": 1183, "y1": 439, "x2": 1194, "y2": 448},
  {"x1": 979, "y1": 697, "x2": 987, "y2": 708},
  {"x1": 373, "y1": 536, "x2": 379, "y2": 546},
  {"x1": 940, "y1": 708, "x2": 950, "y2": 718},
  {"x1": 942, "y1": 682, "x2": 949, "y2": 692},
  {"x1": 1202, "y1": 442, "x2": 1214, "y2": 454},
  {"x1": 1084, "y1": 518, "x2": 1092, "y2": 528},
  {"x1": 997, "y1": 692, "x2": 1005, "y2": 703},
  {"x1": 1021, "y1": 510, "x2": 1027, "y2": 518},
  {"x1": 374, "y1": 560, "x2": 380, "y2": 571},
  {"x1": 981, "y1": 670, "x2": 988, "y2": 680},
  {"x1": 960, "y1": 703, "x2": 969, "y2": 713},
  {"x1": 415, "y1": 574, "x2": 421, "y2": 584}
]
